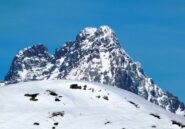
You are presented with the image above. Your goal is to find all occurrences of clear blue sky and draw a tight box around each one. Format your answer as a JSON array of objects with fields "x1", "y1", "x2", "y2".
[{"x1": 0, "y1": 0, "x2": 185, "y2": 102}]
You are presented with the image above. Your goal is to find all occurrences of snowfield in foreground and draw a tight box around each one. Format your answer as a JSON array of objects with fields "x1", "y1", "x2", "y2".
[{"x1": 0, "y1": 80, "x2": 184, "y2": 129}]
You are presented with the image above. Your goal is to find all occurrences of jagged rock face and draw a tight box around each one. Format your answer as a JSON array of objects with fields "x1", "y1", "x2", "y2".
[
  {"x1": 4, "y1": 26, "x2": 185, "y2": 116},
  {"x1": 5, "y1": 44, "x2": 54, "y2": 82},
  {"x1": 53, "y1": 26, "x2": 140, "y2": 93}
]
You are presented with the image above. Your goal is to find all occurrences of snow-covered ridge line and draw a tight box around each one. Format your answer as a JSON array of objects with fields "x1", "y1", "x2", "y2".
[{"x1": 4, "y1": 25, "x2": 185, "y2": 116}]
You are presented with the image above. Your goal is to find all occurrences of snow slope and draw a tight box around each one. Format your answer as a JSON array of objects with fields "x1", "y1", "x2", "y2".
[{"x1": 0, "y1": 80, "x2": 184, "y2": 129}]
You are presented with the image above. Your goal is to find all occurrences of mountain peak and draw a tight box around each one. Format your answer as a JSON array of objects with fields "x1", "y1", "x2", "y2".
[
  {"x1": 5, "y1": 44, "x2": 52, "y2": 82},
  {"x1": 16, "y1": 44, "x2": 48, "y2": 58},
  {"x1": 76, "y1": 27, "x2": 97, "y2": 41},
  {"x1": 97, "y1": 25, "x2": 115, "y2": 36},
  {"x1": 76, "y1": 25, "x2": 115, "y2": 42},
  {"x1": 4, "y1": 26, "x2": 185, "y2": 116}
]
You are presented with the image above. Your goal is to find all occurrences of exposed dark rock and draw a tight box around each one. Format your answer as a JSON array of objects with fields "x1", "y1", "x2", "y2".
[
  {"x1": 103, "y1": 96, "x2": 109, "y2": 101},
  {"x1": 33, "y1": 122, "x2": 39, "y2": 125},
  {"x1": 151, "y1": 125, "x2": 156, "y2": 128},
  {"x1": 104, "y1": 121, "x2": 111, "y2": 125},
  {"x1": 51, "y1": 111, "x2": 65, "y2": 117},
  {"x1": 171, "y1": 120, "x2": 185, "y2": 128},
  {"x1": 96, "y1": 96, "x2": 101, "y2": 99},
  {"x1": 46, "y1": 90, "x2": 58, "y2": 96},
  {"x1": 70, "y1": 84, "x2": 82, "y2": 89},
  {"x1": 54, "y1": 122, "x2": 58, "y2": 126},
  {"x1": 24, "y1": 93, "x2": 39, "y2": 101},
  {"x1": 83, "y1": 85, "x2": 87, "y2": 90},
  {"x1": 55, "y1": 98, "x2": 60, "y2": 102},
  {"x1": 128, "y1": 101, "x2": 139, "y2": 108},
  {"x1": 150, "y1": 113, "x2": 160, "y2": 119}
]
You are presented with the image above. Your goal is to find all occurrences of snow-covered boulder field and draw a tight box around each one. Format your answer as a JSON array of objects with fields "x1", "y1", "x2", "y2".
[{"x1": 0, "y1": 80, "x2": 184, "y2": 129}]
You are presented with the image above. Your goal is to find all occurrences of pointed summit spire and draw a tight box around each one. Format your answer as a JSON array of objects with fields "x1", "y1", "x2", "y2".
[
  {"x1": 97, "y1": 25, "x2": 115, "y2": 36},
  {"x1": 75, "y1": 25, "x2": 119, "y2": 50},
  {"x1": 76, "y1": 27, "x2": 97, "y2": 41},
  {"x1": 76, "y1": 25, "x2": 116, "y2": 42}
]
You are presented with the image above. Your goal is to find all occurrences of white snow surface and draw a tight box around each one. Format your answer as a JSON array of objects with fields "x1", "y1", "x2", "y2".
[{"x1": 0, "y1": 80, "x2": 184, "y2": 129}]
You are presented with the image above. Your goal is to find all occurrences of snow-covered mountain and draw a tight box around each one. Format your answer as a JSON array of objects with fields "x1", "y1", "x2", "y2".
[
  {"x1": 4, "y1": 25, "x2": 185, "y2": 116},
  {"x1": 0, "y1": 80, "x2": 185, "y2": 129},
  {"x1": 5, "y1": 44, "x2": 54, "y2": 82}
]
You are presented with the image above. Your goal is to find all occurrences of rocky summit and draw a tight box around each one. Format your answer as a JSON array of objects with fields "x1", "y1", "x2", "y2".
[{"x1": 4, "y1": 25, "x2": 185, "y2": 116}]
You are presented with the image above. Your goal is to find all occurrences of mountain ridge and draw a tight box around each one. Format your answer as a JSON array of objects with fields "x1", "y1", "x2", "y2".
[{"x1": 3, "y1": 25, "x2": 185, "y2": 116}]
